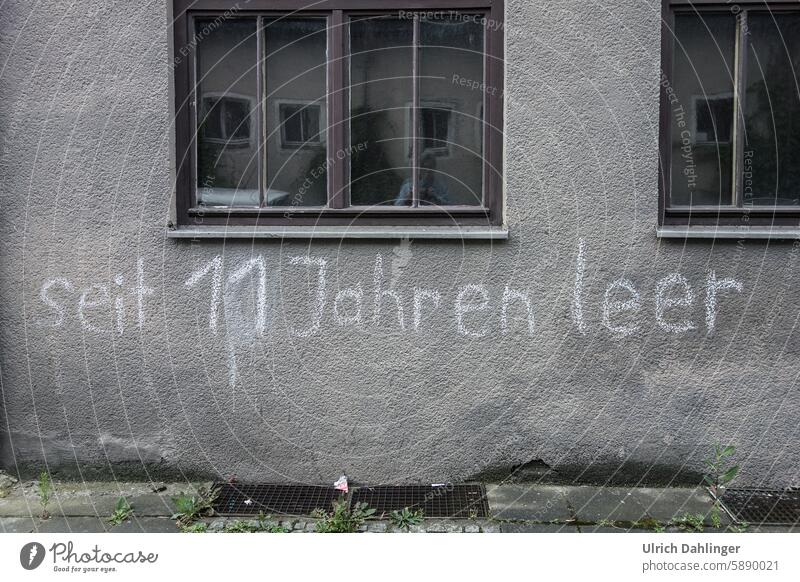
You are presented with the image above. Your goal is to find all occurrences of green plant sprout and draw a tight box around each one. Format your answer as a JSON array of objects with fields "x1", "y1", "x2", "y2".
[
  {"x1": 389, "y1": 507, "x2": 424, "y2": 531},
  {"x1": 108, "y1": 497, "x2": 133, "y2": 525},
  {"x1": 171, "y1": 486, "x2": 219, "y2": 527},
  {"x1": 37, "y1": 471, "x2": 52, "y2": 520},
  {"x1": 312, "y1": 499, "x2": 375, "y2": 533},
  {"x1": 704, "y1": 444, "x2": 740, "y2": 528}
]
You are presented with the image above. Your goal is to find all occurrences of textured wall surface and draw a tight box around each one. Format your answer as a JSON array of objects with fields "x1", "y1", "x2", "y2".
[{"x1": 1, "y1": 0, "x2": 798, "y2": 487}]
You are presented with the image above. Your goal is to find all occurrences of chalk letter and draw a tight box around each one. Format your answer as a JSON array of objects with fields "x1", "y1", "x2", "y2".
[
  {"x1": 226, "y1": 256, "x2": 268, "y2": 336},
  {"x1": 289, "y1": 256, "x2": 327, "y2": 337},
  {"x1": 455, "y1": 284, "x2": 490, "y2": 337},
  {"x1": 334, "y1": 286, "x2": 363, "y2": 326},
  {"x1": 373, "y1": 254, "x2": 405, "y2": 329},
  {"x1": 185, "y1": 256, "x2": 222, "y2": 334},
  {"x1": 705, "y1": 271, "x2": 743, "y2": 335},
  {"x1": 38, "y1": 278, "x2": 73, "y2": 327},
  {"x1": 572, "y1": 238, "x2": 587, "y2": 334},
  {"x1": 602, "y1": 278, "x2": 640, "y2": 337},
  {"x1": 78, "y1": 285, "x2": 110, "y2": 333},
  {"x1": 114, "y1": 274, "x2": 125, "y2": 335},
  {"x1": 133, "y1": 258, "x2": 154, "y2": 329},
  {"x1": 413, "y1": 288, "x2": 441, "y2": 331},
  {"x1": 655, "y1": 273, "x2": 696, "y2": 333}
]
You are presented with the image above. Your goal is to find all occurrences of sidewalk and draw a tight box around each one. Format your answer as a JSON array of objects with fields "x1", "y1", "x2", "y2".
[{"x1": 0, "y1": 479, "x2": 795, "y2": 533}]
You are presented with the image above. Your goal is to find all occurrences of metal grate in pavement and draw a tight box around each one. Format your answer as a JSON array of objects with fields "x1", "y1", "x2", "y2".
[
  {"x1": 212, "y1": 483, "x2": 343, "y2": 517},
  {"x1": 720, "y1": 488, "x2": 800, "y2": 525},
  {"x1": 351, "y1": 484, "x2": 489, "y2": 518}
]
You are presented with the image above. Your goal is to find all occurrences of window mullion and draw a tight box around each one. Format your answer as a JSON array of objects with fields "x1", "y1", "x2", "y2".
[
  {"x1": 733, "y1": 9, "x2": 749, "y2": 209},
  {"x1": 257, "y1": 15, "x2": 265, "y2": 208},
  {"x1": 329, "y1": 10, "x2": 345, "y2": 209},
  {"x1": 411, "y1": 14, "x2": 421, "y2": 208}
]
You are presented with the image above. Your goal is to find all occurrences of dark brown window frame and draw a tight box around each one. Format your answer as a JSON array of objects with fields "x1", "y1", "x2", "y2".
[
  {"x1": 172, "y1": 0, "x2": 504, "y2": 232},
  {"x1": 659, "y1": 0, "x2": 800, "y2": 230}
]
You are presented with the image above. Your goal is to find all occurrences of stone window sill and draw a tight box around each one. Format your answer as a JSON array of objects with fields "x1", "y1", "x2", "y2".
[
  {"x1": 657, "y1": 225, "x2": 800, "y2": 240},
  {"x1": 167, "y1": 225, "x2": 509, "y2": 240}
]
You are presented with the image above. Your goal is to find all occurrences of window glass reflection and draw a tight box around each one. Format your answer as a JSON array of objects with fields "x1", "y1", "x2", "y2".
[{"x1": 196, "y1": 18, "x2": 259, "y2": 207}]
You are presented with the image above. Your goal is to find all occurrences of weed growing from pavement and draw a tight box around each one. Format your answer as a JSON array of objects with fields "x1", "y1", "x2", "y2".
[
  {"x1": 389, "y1": 507, "x2": 425, "y2": 530},
  {"x1": 37, "y1": 471, "x2": 51, "y2": 520},
  {"x1": 704, "y1": 444, "x2": 740, "y2": 528},
  {"x1": 171, "y1": 486, "x2": 219, "y2": 526},
  {"x1": 673, "y1": 513, "x2": 705, "y2": 532},
  {"x1": 108, "y1": 497, "x2": 133, "y2": 525},
  {"x1": 312, "y1": 499, "x2": 375, "y2": 532}
]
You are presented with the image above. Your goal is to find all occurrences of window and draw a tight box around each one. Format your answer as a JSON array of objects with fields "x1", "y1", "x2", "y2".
[
  {"x1": 660, "y1": 0, "x2": 800, "y2": 230},
  {"x1": 172, "y1": 0, "x2": 504, "y2": 233}
]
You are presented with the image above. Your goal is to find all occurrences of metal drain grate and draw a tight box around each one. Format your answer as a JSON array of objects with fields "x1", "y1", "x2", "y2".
[
  {"x1": 351, "y1": 484, "x2": 489, "y2": 518},
  {"x1": 720, "y1": 488, "x2": 800, "y2": 525},
  {"x1": 213, "y1": 483, "x2": 343, "y2": 517}
]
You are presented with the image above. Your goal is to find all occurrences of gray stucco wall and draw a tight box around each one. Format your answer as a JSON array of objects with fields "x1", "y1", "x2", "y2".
[{"x1": 1, "y1": 0, "x2": 797, "y2": 487}]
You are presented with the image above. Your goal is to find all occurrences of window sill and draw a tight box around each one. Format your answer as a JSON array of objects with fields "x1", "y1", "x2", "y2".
[
  {"x1": 657, "y1": 225, "x2": 800, "y2": 240},
  {"x1": 167, "y1": 225, "x2": 509, "y2": 240}
]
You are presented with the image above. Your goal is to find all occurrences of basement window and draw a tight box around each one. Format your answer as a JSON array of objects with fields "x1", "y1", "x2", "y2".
[{"x1": 170, "y1": 1, "x2": 505, "y2": 237}]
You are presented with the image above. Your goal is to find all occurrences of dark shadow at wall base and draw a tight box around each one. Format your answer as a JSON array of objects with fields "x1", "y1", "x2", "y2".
[
  {"x1": 470, "y1": 459, "x2": 706, "y2": 488},
  {"x1": 3, "y1": 461, "x2": 219, "y2": 484},
  {"x1": 553, "y1": 461, "x2": 706, "y2": 488}
]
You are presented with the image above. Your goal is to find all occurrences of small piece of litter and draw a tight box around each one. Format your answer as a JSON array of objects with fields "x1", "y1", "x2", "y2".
[{"x1": 334, "y1": 475, "x2": 349, "y2": 493}]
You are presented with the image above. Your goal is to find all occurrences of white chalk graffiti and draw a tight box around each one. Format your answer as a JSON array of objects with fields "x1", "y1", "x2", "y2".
[
  {"x1": 288, "y1": 256, "x2": 327, "y2": 337},
  {"x1": 705, "y1": 271, "x2": 744, "y2": 335},
  {"x1": 656, "y1": 273, "x2": 696, "y2": 333},
  {"x1": 39, "y1": 258, "x2": 153, "y2": 335},
  {"x1": 572, "y1": 238, "x2": 588, "y2": 335},
  {"x1": 602, "y1": 278, "x2": 641, "y2": 337},
  {"x1": 184, "y1": 255, "x2": 222, "y2": 333},
  {"x1": 226, "y1": 256, "x2": 267, "y2": 336},
  {"x1": 373, "y1": 253, "x2": 405, "y2": 330},
  {"x1": 455, "y1": 284, "x2": 490, "y2": 338},
  {"x1": 38, "y1": 278, "x2": 73, "y2": 328},
  {"x1": 36, "y1": 241, "x2": 744, "y2": 341}
]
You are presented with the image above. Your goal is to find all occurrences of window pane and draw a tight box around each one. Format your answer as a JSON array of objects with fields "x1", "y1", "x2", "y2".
[
  {"x1": 670, "y1": 14, "x2": 736, "y2": 206},
  {"x1": 196, "y1": 18, "x2": 259, "y2": 207},
  {"x1": 418, "y1": 15, "x2": 484, "y2": 206},
  {"x1": 744, "y1": 13, "x2": 800, "y2": 207},
  {"x1": 265, "y1": 19, "x2": 327, "y2": 207},
  {"x1": 349, "y1": 17, "x2": 413, "y2": 206}
]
